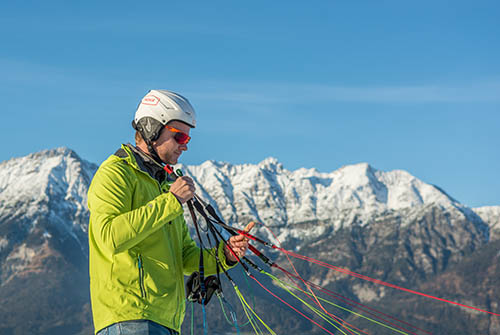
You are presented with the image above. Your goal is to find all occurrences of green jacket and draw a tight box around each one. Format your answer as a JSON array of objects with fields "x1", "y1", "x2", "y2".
[{"x1": 88, "y1": 144, "x2": 232, "y2": 334}]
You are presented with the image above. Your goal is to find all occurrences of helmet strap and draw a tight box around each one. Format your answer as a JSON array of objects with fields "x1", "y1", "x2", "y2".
[{"x1": 146, "y1": 141, "x2": 166, "y2": 166}]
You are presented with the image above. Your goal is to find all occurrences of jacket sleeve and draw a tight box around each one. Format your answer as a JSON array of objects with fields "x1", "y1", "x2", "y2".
[
  {"x1": 180, "y1": 220, "x2": 235, "y2": 275},
  {"x1": 88, "y1": 161, "x2": 183, "y2": 255}
]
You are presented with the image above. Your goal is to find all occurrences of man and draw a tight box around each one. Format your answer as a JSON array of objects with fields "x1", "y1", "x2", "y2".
[{"x1": 87, "y1": 89, "x2": 254, "y2": 335}]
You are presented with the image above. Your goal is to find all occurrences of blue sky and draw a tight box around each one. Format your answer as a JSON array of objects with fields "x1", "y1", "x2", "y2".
[{"x1": 1, "y1": 1, "x2": 499, "y2": 207}]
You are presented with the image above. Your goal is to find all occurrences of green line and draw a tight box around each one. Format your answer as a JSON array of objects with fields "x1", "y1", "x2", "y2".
[
  {"x1": 262, "y1": 271, "x2": 350, "y2": 335},
  {"x1": 235, "y1": 286, "x2": 262, "y2": 335},
  {"x1": 218, "y1": 294, "x2": 253, "y2": 328},
  {"x1": 235, "y1": 285, "x2": 277, "y2": 335},
  {"x1": 263, "y1": 270, "x2": 410, "y2": 335},
  {"x1": 241, "y1": 266, "x2": 258, "y2": 314},
  {"x1": 218, "y1": 295, "x2": 232, "y2": 325},
  {"x1": 235, "y1": 286, "x2": 266, "y2": 335}
]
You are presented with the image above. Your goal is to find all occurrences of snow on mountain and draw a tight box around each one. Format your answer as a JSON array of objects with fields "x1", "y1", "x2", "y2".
[
  {"x1": 0, "y1": 147, "x2": 97, "y2": 250},
  {"x1": 0, "y1": 149, "x2": 488, "y2": 251},
  {"x1": 0, "y1": 149, "x2": 496, "y2": 334},
  {"x1": 180, "y1": 158, "x2": 476, "y2": 242},
  {"x1": 473, "y1": 206, "x2": 500, "y2": 241}
]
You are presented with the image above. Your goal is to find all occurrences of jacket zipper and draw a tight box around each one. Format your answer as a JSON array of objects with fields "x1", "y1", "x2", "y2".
[{"x1": 138, "y1": 254, "x2": 146, "y2": 298}]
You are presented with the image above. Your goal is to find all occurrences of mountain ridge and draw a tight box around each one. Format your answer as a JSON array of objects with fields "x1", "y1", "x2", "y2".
[{"x1": 0, "y1": 147, "x2": 499, "y2": 334}]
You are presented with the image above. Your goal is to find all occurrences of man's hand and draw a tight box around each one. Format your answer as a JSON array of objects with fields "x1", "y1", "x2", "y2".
[
  {"x1": 225, "y1": 222, "x2": 256, "y2": 263},
  {"x1": 169, "y1": 176, "x2": 195, "y2": 204}
]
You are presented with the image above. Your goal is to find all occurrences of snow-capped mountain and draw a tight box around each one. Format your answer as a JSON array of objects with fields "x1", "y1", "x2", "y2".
[
  {"x1": 0, "y1": 147, "x2": 96, "y2": 226},
  {"x1": 0, "y1": 148, "x2": 97, "y2": 290},
  {"x1": 0, "y1": 148, "x2": 492, "y2": 267},
  {"x1": 0, "y1": 147, "x2": 498, "y2": 334},
  {"x1": 181, "y1": 157, "x2": 487, "y2": 245},
  {"x1": 0, "y1": 148, "x2": 487, "y2": 238},
  {"x1": 0, "y1": 147, "x2": 97, "y2": 252},
  {"x1": 0, "y1": 148, "x2": 493, "y2": 273}
]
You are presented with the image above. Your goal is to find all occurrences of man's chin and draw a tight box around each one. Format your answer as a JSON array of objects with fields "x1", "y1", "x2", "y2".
[
  {"x1": 165, "y1": 153, "x2": 182, "y2": 165},
  {"x1": 167, "y1": 157, "x2": 179, "y2": 165}
]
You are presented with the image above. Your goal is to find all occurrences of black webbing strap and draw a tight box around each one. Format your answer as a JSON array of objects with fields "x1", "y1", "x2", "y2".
[
  {"x1": 206, "y1": 215, "x2": 223, "y2": 291},
  {"x1": 192, "y1": 201, "x2": 237, "y2": 285},
  {"x1": 191, "y1": 199, "x2": 253, "y2": 275},
  {"x1": 187, "y1": 200, "x2": 206, "y2": 300}
]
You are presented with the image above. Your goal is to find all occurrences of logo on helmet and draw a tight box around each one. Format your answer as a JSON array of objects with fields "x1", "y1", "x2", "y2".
[{"x1": 141, "y1": 95, "x2": 160, "y2": 106}]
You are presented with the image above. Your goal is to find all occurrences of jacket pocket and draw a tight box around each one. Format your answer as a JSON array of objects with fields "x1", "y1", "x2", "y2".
[{"x1": 137, "y1": 254, "x2": 146, "y2": 298}]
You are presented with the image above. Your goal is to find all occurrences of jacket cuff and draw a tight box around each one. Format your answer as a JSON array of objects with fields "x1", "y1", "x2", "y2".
[{"x1": 217, "y1": 242, "x2": 238, "y2": 271}]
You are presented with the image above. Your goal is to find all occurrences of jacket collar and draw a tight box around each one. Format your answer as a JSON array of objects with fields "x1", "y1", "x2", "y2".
[{"x1": 122, "y1": 143, "x2": 167, "y2": 183}]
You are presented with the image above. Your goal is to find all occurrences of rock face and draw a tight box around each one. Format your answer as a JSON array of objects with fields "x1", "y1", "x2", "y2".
[
  {"x1": 474, "y1": 206, "x2": 500, "y2": 241},
  {"x1": 0, "y1": 148, "x2": 498, "y2": 335}
]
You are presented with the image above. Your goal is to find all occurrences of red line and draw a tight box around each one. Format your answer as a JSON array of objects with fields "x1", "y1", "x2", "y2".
[
  {"x1": 276, "y1": 264, "x2": 428, "y2": 335},
  {"x1": 250, "y1": 274, "x2": 340, "y2": 335},
  {"x1": 279, "y1": 248, "x2": 500, "y2": 317},
  {"x1": 259, "y1": 222, "x2": 423, "y2": 334},
  {"x1": 257, "y1": 222, "x2": 363, "y2": 335},
  {"x1": 279, "y1": 269, "x2": 370, "y2": 335}
]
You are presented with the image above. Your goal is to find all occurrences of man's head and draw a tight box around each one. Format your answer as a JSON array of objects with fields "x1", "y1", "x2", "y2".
[{"x1": 133, "y1": 90, "x2": 196, "y2": 164}]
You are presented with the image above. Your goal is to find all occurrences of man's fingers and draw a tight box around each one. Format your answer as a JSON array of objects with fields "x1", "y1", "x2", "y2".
[
  {"x1": 227, "y1": 223, "x2": 257, "y2": 261},
  {"x1": 244, "y1": 221, "x2": 256, "y2": 233},
  {"x1": 169, "y1": 176, "x2": 197, "y2": 204},
  {"x1": 180, "y1": 176, "x2": 194, "y2": 184},
  {"x1": 179, "y1": 177, "x2": 195, "y2": 189},
  {"x1": 232, "y1": 234, "x2": 245, "y2": 242},
  {"x1": 231, "y1": 241, "x2": 247, "y2": 248},
  {"x1": 229, "y1": 234, "x2": 249, "y2": 248}
]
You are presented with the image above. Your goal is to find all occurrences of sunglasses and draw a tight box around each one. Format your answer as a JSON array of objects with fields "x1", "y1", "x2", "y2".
[{"x1": 165, "y1": 125, "x2": 191, "y2": 145}]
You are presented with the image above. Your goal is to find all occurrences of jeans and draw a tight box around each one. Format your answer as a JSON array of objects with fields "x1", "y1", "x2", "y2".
[{"x1": 96, "y1": 320, "x2": 178, "y2": 335}]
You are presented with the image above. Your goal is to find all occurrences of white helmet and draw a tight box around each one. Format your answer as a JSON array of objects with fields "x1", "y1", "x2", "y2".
[{"x1": 133, "y1": 89, "x2": 196, "y2": 142}]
